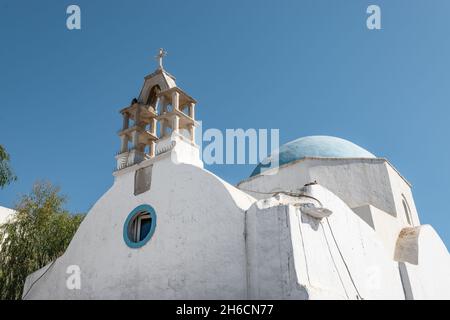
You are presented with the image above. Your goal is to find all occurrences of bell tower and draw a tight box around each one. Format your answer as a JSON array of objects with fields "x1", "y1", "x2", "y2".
[{"x1": 116, "y1": 49, "x2": 201, "y2": 170}]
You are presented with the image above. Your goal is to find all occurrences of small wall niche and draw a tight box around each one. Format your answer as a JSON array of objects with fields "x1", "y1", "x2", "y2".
[{"x1": 134, "y1": 165, "x2": 153, "y2": 195}]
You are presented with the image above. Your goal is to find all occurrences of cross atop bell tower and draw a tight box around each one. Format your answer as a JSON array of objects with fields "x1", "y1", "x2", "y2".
[
  {"x1": 115, "y1": 50, "x2": 202, "y2": 171},
  {"x1": 155, "y1": 48, "x2": 167, "y2": 70}
]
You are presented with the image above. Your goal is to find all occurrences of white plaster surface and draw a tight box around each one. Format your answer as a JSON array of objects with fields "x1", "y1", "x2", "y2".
[
  {"x1": 23, "y1": 150, "x2": 255, "y2": 299},
  {"x1": 21, "y1": 146, "x2": 449, "y2": 299},
  {"x1": 246, "y1": 185, "x2": 406, "y2": 300},
  {"x1": 395, "y1": 225, "x2": 450, "y2": 299}
]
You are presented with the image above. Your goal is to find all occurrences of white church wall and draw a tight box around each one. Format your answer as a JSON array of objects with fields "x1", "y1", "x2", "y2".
[
  {"x1": 385, "y1": 165, "x2": 420, "y2": 226},
  {"x1": 395, "y1": 225, "x2": 450, "y2": 299},
  {"x1": 239, "y1": 158, "x2": 399, "y2": 217},
  {"x1": 307, "y1": 159, "x2": 396, "y2": 215},
  {"x1": 300, "y1": 185, "x2": 406, "y2": 300},
  {"x1": 246, "y1": 185, "x2": 406, "y2": 300},
  {"x1": 169, "y1": 135, "x2": 204, "y2": 168},
  {"x1": 246, "y1": 203, "x2": 310, "y2": 299},
  {"x1": 238, "y1": 160, "x2": 311, "y2": 198},
  {"x1": 23, "y1": 156, "x2": 254, "y2": 299},
  {"x1": 21, "y1": 155, "x2": 450, "y2": 299},
  {"x1": 352, "y1": 204, "x2": 403, "y2": 258}
]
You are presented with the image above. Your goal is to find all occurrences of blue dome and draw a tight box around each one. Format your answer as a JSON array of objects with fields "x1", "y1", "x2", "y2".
[{"x1": 250, "y1": 135, "x2": 375, "y2": 177}]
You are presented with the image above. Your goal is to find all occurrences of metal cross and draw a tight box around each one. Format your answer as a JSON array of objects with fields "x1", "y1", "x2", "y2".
[{"x1": 155, "y1": 48, "x2": 167, "y2": 69}]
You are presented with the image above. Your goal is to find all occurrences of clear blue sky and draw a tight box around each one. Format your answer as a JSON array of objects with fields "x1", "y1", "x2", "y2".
[{"x1": 1, "y1": 1, "x2": 449, "y2": 246}]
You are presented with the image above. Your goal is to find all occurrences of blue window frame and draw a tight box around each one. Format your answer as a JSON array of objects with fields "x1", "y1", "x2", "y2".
[{"x1": 123, "y1": 204, "x2": 157, "y2": 248}]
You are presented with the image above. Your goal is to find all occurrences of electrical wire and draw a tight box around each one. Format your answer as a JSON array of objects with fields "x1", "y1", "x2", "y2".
[
  {"x1": 296, "y1": 207, "x2": 311, "y2": 285},
  {"x1": 320, "y1": 221, "x2": 350, "y2": 299},
  {"x1": 238, "y1": 187, "x2": 323, "y2": 207},
  {"x1": 325, "y1": 217, "x2": 364, "y2": 300}
]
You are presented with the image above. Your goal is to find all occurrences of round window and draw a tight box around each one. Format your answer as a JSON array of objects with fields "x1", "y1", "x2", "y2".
[{"x1": 123, "y1": 204, "x2": 157, "y2": 248}]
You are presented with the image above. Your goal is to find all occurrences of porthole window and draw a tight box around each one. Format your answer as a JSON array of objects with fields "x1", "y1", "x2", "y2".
[{"x1": 123, "y1": 204, "x2": 157, "y2": 248}]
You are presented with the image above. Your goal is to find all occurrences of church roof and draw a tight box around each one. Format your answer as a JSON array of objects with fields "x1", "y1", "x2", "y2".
[{"x1": 250, "y1": 135, "x2": 376, "y2": 177}]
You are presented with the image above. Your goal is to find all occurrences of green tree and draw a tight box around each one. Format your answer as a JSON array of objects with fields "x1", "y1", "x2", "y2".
[
  {"x1": 0, "y1": 181, "x2": 84, "y2": 299},
  {"x1": 0, "y1": 145, "x2": 17, "y2": 188}
]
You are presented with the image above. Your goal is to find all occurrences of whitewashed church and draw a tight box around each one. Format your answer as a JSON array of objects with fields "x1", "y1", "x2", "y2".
[{"x1": 22, "y1": 52, "x2": 450, "y2": 300}]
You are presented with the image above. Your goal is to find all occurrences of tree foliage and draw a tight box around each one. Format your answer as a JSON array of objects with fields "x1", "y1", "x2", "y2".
[
  {"x1": 0, "y1": 181, "x2": 84, "y2": 299},
  {"x1": 0, "y1": 145, "x2": 17, "y2": 189}
]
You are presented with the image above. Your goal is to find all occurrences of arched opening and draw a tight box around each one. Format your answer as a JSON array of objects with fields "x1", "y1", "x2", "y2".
[
  {"x1": 146, "y1": 85, "x2": 161, "y2": 107},
  {"x1": 401, "y1": 195, "x2": 413, "y2": 226},
  {"x1": 164, "y1": 126, "x2": 173, "y2": 137}
]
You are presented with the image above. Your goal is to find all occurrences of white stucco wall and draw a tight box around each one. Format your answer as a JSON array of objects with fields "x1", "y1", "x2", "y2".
[
  {"x1": 23, "y1": 153, "x2": 255, "y2": 299},
  {"x1": 22, "y1": 154, "x2": 449, "y2": 300},
  {"x1": 352, "y1": 204, "x2": 403, "y2": 258},
  {"x1": 385, "y1": 165, "x2": 420, "y2": 226},
  {"x1": 239, "y1": 158, "x2": 407, "y2": 218},
  {"x1": 246, "y1": 185, "x2": 406, "y2": 300},
  {"x1": 395, "y1": 225, "x2": 450, "y2": 299}
]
